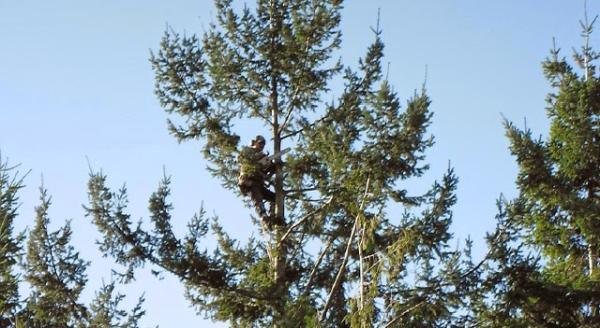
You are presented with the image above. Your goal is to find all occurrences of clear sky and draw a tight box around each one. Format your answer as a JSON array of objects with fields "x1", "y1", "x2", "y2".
[{"x1": 1, "y1": 1, "x2": 598, "y2": 326}]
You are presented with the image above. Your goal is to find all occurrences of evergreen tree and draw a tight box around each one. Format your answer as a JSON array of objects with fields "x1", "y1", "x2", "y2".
[
  {"x1": 22, "y1": 187, "x2": 90, "y2": 327},
  {"x1": 0, "y1": 154, "x2": 146, "y2": 327},
  {"x1": 86, "y1": 1, "x2": 473, "y2": 326},
  {"x1": 476, "y1": 14, "x2": 600, "y2": 328},
  {"x1": 20, "y1": 187, "x2": 146, "y2": 328},
  {"x1": 86, "y1": 281, "x2": 145, "y2": 328},
  {"x1": 0, "y1": 157, "x2": 25, "y2": 327}
]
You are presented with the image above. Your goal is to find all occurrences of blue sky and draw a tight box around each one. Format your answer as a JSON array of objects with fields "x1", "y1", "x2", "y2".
[{"x1": 1, "y1": 1, "x2": 598, "y2": 326}]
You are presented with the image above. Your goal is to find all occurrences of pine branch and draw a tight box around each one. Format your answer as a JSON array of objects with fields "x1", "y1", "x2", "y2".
[
  {"x1": 280, "y1": 107, "x2": 335, "y2": 140},
  {"x1": 107, "y1": 214, "x2": 270, "y2": 302}
]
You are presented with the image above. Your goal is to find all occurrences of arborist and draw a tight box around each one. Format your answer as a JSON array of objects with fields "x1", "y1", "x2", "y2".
[{"x1": 238, "y1": 135, "x2": 276, "y2": 221}]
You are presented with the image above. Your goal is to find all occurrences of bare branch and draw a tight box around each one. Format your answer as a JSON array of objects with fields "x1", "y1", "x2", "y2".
[
  {"x1": 280, "y1": 85, "x2": 300, "y2": 132},
  {"x1": 281, "y1": 107, "x2": 334, "y2": 140},
  {"x1": 301, "y1": 237, "x2": 334, "y2": 298},
  {"x1": 383, "y1": 299, "x2": 427, "y2": 328},
  {"x1": 319, "y1": 176, "x2": 371, "y2": 323},
  {"x1": 279, "y1": 196, "x2": 333, "y2": 245},
  {"x1": 281, "y1": 128, "x2": 305, "y2": 140}
]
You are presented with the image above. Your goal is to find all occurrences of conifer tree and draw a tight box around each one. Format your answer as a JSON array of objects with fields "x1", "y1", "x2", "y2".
[
  {"x1": 22, "y1": 187, "x2": 90, "y2": 327},
  {"x1": 86, "y1": 1, "x2": 473, "y2": 326},
  {"x1": 476, "y1": 13, "x2": 600, "y2": 327},
  {"x1": 0, "y1": 154, "x2": 145, "y2": 327},
  {"x1": 86, "y1": 282, "x2": 146, "y2": 328},
  {"x1": 20, "y1": 187, "x2": 146, "y2": 328},
  {"x1": 0, "y1": 157, "x2": 25, "y2": 327}
]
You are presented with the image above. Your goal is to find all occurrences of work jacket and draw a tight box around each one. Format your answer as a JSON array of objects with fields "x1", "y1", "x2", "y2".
[{"x1": 238, "y1": 146, "x2": 271, "y2": 185}]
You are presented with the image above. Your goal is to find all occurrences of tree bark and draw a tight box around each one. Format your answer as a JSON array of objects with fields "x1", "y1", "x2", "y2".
[
  {"x1": 588, "y1": 185, "x2": 598, "y2": 318},
  {"x1": 269, "y1": 1, "x2": 287, "y2": 324}
]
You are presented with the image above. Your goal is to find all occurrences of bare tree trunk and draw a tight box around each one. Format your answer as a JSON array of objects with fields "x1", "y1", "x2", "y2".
[{"x1": 270, "y1": 67, "x2": 287, "y2": 328}]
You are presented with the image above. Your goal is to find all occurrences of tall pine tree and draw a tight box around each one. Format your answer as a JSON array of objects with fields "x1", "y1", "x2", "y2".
[
  {"x1": 476, "y1": 13, "x2": 600, "y2": 328},
  {"x1": 86, "y1": 1, "x2": 473, "y2": 326}
]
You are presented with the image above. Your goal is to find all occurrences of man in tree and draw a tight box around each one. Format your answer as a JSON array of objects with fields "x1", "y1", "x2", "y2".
[
  {"x1": 237, "y1": 135, "x2": 276, "y2": 222},
  {"x1": 87, "y1": 1, "x2": 471, "y2": 326}
]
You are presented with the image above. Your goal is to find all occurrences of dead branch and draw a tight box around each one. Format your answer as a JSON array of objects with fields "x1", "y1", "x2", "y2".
[{"x1": 319, "y1": 176, "x2": 370, "y2": 323}]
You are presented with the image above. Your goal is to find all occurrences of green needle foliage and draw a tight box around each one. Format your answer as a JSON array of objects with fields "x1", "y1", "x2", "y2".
[
  {"x1": 0, "y1": 156, "x2": 25, "y2": 327},
  {"x1": 86, "y1": 282, "x2": 146, "y2": 328},
  {"x1": 0, "y1": 155, "x2": 145, "y2": 328},
  {"x1": 86, "y1": 1, "x2": 474, "y2": 326},
  {"x1": 23, "y1": 187, "x2": 90, "y2": 327},
  {"x1": 476, "y1": 15, "x2": 600, "y2": 328},
  {"x1": 20, "y1": 187, "x2": 146, "y2": 328}
]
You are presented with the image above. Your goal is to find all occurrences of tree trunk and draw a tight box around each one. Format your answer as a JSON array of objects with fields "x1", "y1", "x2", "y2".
[
  {"x1": 271, "y1": 82, "x2": 287, "y2": 323},
  {"x1": 588, "y1": 185, "x2": 598, "y2": 318},
  {"x1": 269, "y1": 1, "x2": 287, "y2": 322}
]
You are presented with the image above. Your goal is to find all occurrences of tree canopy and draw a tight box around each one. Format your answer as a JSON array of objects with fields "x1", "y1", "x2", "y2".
[
  {"x1": 0, "y1": 157, "x2": 145, "y2": 328},
  {"x1": 474, "y1": 14, "x2": 600, "y2": 328},
  {"x1": 2, "y1": 1, "x2": 599, "y2": 328},
  {"x1": 86, "y1": 0, "x2": 475, "y2": 326}
]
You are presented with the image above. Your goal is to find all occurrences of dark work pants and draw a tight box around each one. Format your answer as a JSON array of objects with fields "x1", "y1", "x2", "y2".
[{"x1": 248, "y1": 183, "x2": 275, "y2": 219}]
